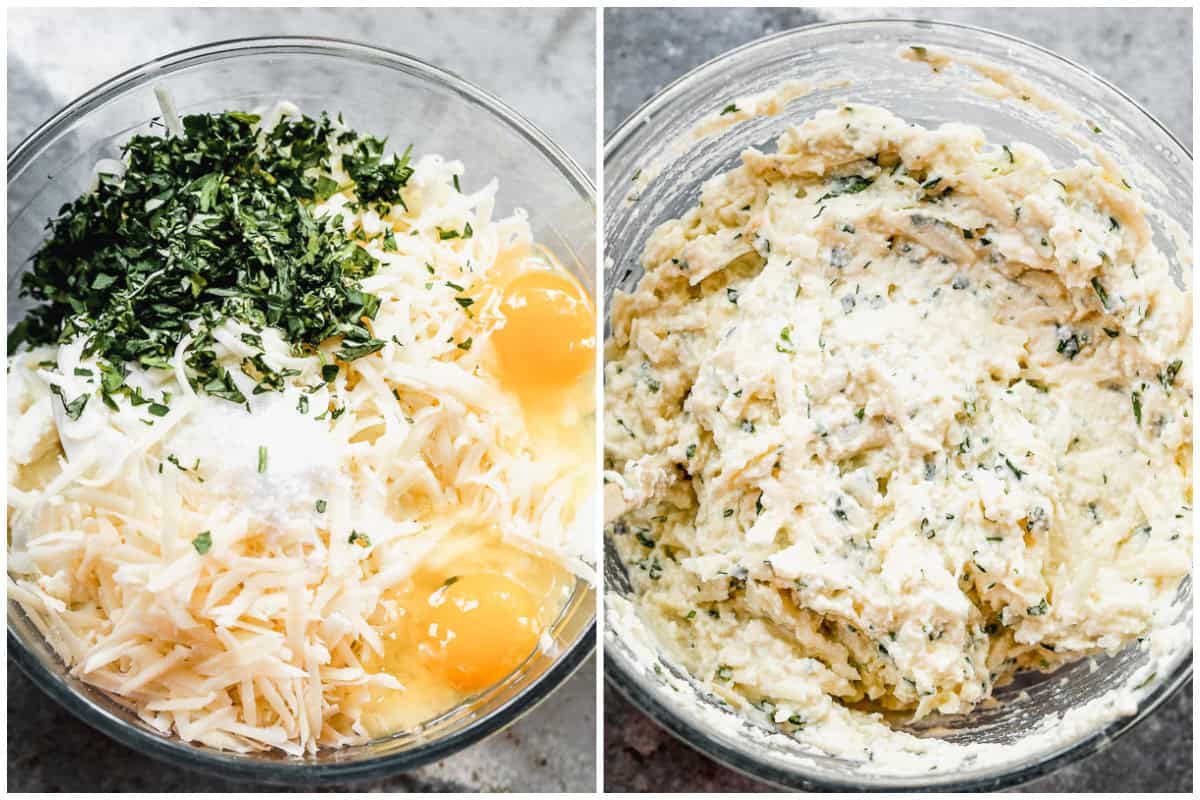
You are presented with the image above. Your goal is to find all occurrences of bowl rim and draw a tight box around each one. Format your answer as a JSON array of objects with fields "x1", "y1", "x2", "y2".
[
  {"x1": 602, "y1": 16, "x2": 1192, "y2": 793},
  {"x1": 7, "y1": 34, "x2": 597, "y2": 786}
]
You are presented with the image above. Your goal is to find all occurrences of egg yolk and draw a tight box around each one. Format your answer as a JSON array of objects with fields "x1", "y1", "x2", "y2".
[
  {"x1": 417, "y1": 573, "x2": 541, "y2": 693},
  {"x1": 492, "y1": 270, "x2": 595, "y2": 393}
]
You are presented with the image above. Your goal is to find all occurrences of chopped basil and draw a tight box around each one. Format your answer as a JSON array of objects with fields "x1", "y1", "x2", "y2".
[{"x1": 9, "y1": 111, "x2": 405, "y2": 398}]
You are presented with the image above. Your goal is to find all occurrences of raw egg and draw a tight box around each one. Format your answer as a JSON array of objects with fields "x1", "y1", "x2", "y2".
[
  {"x1": 417, "y1": 573, "x2": 541, "y2": 693},
  {"x1": 492, "y1": 269, "x2": 595, "y2": 394}
]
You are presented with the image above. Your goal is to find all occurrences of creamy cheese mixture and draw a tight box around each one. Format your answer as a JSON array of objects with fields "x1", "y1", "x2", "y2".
[{"x1": 605, "y1": 105, "x2": 1191, "y2": 759}]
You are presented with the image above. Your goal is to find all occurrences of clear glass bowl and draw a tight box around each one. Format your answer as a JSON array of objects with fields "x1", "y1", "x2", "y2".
[
  {"x1": 603, "y1": 19, "x2": 1191, "y2": 792},
  {"x1": 7, "y1": 36, "x2": 596, "y2": 785}
]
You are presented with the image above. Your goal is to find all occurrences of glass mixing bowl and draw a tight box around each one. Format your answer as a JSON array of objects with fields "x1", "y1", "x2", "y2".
[
  {"x1": 603, "y1": 19, "x2": 1191, "y2": 792},
  {"x1": 7, "y1": 36, "x2": 596, "y2": 785}
]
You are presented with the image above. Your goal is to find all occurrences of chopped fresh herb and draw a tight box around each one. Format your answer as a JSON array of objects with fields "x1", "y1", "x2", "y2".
[
  {"x1": 716, "y1": 665, "x2": 734, "y2": 682},
  {"x1": 343, "y1": 138, "x2": 413, "y2": 206},
  {"x1": 1103, "y1": 327, "x2": 1120, "y2": 338},
  {"x1": 147, "y1": 402, "x2": 170, "y2": 417},
  {"x1": 457, "y1": 337, "x2": 473, "y2": 351},
  {"x1": 1091, "y1": 277, "x2": 1110, "y2": 309},
  {"x1": 322, "y1": 364, "x2": 340, "y2": 383},
  {"x1": 192, "y1": 531, "x2": 212, "y2": 555},
  {"x1": 1027, "y1": 598, "x2": 1049, "y2": 616},
  {"x1": 686, "y1": 443, "x2": 697, "y2": 459},
  {"x1": 335, "y1": 338, "x2": 385, "y2": 361},
  {"x1": 818, "y1": 175, "x2": 873, "y2": 202},
  {"x1": 776, "y1": 324, "x2": 794, "y2": 353},
  {"x1": 348, "y1": 530, "x2": 371, "y2": 547},
  {"x1": 1132, "y1": 388, "x2": 1142, "y2": 425},
  {"x1": 723, "y1": 508, "x2": 735, "y2": 518},
  {"x1": 1056, "y1": 330, "x2": 1082, "y2": 360},
  {"x1": 1002, "y1": 144, "x2": 1014, "y2": 164},
  {"x1": 855, "y1": 407, "x2": 865, "y2": 421},
  {"x1": 297, "y1": 395, "x2": 309, "y2": 414},
  {"x1": 726, "y1": 287, "x2": 739, "y2": 304},
  {"x1": 1004, "y1": 457, "x2": 1025, "y2": 480},
  {"x1": 721, "y1": 104, "x2": 739, "y2": 116},
  {"x1": 315, "y1": 499, "x2": 327, "y2": 513},
  {"x1": 257, "y1": 445, "x2": 268, "y2": 474},
  {"x1": 48, "y1": 384, "x2": 89, "y2": 420},
  {"x1": 10, "y1": 111, "x2": 401, "y2": 398},
  {"x1": 1160, "y1": 359, "x2": 1182, "y2": 390},
  {"x1": 635, "y1": 531, "x2": 655, "y2": 549}
]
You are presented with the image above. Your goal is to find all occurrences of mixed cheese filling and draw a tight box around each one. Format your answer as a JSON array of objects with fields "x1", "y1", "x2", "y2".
[
  {"x1": 605, "y1": 105, "x2": 1190, "y2": 756},
  {"x1": 8, "y1": 102, "x2": 595, "y2": 754}
]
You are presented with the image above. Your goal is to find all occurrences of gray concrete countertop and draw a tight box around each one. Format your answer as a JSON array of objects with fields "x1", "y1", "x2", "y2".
[
  {"x1": 7, "y1": 6, "x2": 596, "y2": 793},
  {"x1": 603, "y1": 6, "x2": 1192, "y2": 794}
]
